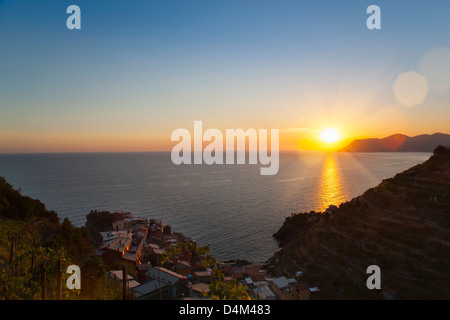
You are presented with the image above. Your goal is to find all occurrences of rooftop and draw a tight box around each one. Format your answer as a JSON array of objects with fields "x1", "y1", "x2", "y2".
[
  {"x1": 146, "y1": 267, "x2": 186, "y2": 286},
  {"x1": 99, "y1": 231, "x2": 130, "y2": 243},
  {"x1": 272, "y1": 276, "x2": 290, "y2": 289},
  {"x1": 253, "y1": 284, "x2": 275, "y2": 300},
  {"x1": 108, "y1": 270, "x2": 140, "y2": 288},
  {"x1": 132, "y1": 279, "x2": 168, "y2": 298},
  {"x1": 189, "y1": 282, "x2": 210, "y2": 294},
  {"x1": 107, "y1": 236, "x2": 132, "y2": 252},
  {"x1": 108, "y1": 270, "x2": 135, "y2": 281}
]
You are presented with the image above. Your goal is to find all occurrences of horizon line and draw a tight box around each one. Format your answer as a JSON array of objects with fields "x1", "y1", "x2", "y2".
[{"x1": 0, "y1": 132, "x2": 447, "y2": 155}]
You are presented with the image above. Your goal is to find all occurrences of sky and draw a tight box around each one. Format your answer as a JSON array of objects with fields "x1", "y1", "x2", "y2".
[{"x1": 0, "y1": 0, "x2": 449, "y2": 152}]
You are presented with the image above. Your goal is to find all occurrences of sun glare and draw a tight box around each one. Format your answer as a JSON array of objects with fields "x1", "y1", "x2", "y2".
[{"x1": 320, "y1": 128, "x2": 341, "y2": 144}]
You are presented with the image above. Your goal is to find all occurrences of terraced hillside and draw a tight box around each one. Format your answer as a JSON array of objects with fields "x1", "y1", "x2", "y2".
[
  {"x1": 268, "y1": 146, "x2": 450, "y2": 299},
  {"x1": 0, "y1": 177, "x2": 123, "y2": 299}
]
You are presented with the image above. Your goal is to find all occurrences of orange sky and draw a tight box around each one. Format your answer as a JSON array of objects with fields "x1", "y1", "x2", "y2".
[{"x1": 1, "y1": 2, "x2": 449, "y2": 154}]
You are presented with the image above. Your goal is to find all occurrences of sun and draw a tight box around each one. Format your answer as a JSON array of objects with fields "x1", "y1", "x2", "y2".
[{"x1": 320, "y1": 128, "x2": 341, "y2": 143}]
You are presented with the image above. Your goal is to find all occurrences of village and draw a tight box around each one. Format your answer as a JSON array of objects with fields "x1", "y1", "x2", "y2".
[{"x1": 94, "y1": 211, "x2": 320, "y2": 300}]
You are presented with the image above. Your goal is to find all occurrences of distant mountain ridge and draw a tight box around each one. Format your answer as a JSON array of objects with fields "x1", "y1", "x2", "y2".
[{"x1": 338, "y1": 133, "x2": 450, "y2": 152}]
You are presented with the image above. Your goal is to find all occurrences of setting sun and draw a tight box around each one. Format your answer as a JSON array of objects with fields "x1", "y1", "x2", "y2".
[{"x1": 320, "y1": 128, "x2": 342, "y2": 144}]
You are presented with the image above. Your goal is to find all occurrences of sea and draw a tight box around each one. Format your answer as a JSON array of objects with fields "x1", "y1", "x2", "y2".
[{"x1": 0, "y1": 151, "x2": 431, "y2": 263}]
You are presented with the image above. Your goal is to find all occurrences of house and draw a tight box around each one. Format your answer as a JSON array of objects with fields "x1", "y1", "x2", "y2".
[
  {"x1": 309, "y1": 286, "x2": 320, "y2": 299},
  {"x1": 134, "y1": 227, "x2": 148, "y2": 239},
  {"x1": 295, "y1": 270, "x2": 303, "y2": 278},
  {"x1": 112, "y1": 217, "x2": 148, "y2": 232},
  {"x1": 271, "y1": 276, "x2": 289, "y2": 298},
  {"x1": 191, "y1": 255, "x2": 207, "y2": 272},
  {"x1": 224, "y1": 263, "x2": 268, "y2": 284},
  {"x1": 123, "y1": 237, "x2": 145, "y2": 265},
  {"x1": 250, "y1": 273, "x2": 267, "y2": 283},
  {"x1": 270, "y1": 276, "x2": 297, "y2": 300},
  {"x1": 194, "y1": 270, "x2": 212, "y2": 283},
  {"x1": 163, "y1": 236, "x2": 178, "y2": 247},
  {"x1": 163, "y1": 225, "x2": 172, "y2": 235},
  {"x1": 144, "y1": 243, "x2": 165, "y2": 266},
  {"x1": 132, "y1": 279, "x2": 170, "y2": 300},
  {"x1": 99, "y1": 231, "x2": 129, "y2": 243},
  {"x1": 251, "y1": 283, "x2": 276, "y2": 300},
  {"x1": 244, "y1": 277, "x2": 254, "y2": 289},
  {"x1": 175, "y1": 260, "x2": 191, "y2": 276},
  {"x1": 292, "y1": 282, "x2": 311, "y2": 300},
  {"x1": 113, "y1": 211, "x2": 133, "y2": 221},
  {"x1": 107, "y1": 270, "x2": 140, "y2": 289},
  {"x1": 145, "y1": 267, "x2": 188, "y2": 298},
  {"x1": 98, "y1": 230, "x2": 145, "y2": 265},
  {"x1": 136, "y1": 263, "x2": 153, "y2": 282},
  {"x1": 149, "y1": 219, "x2": 163, "y2": 239},
  {"x1": 188, "y1": 282, "x2": 210, "y2": 298},
  {"x1": 245, "y1": 265, "x2": 269, "y2": 283},
  {"x1": 101, "y1": 234, "x2": 133, "y2": 264}
]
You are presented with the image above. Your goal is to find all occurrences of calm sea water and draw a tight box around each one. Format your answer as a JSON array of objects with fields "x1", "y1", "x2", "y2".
[{"x1": 0, "y1": 152, "x2": 430, "y2": 263}]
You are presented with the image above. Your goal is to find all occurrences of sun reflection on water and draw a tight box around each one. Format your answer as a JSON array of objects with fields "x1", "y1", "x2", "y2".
[{"x1": 317, "y1": 153, "x2": 347, "y2": 212}]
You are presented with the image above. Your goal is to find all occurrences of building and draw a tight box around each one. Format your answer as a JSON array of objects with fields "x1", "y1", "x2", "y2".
[
  {"x1": 101, "y1": 233, "x2": 133, "y2": 264},
  {"x1": 145, "y1": 267, "x2": 188, "y2": 298},
  {"x1": 187, "y1": 282, "x2": 210, "y2": 298},
  {"x1": 309, "y1": 286, "x2": 320, "y2": 299},
  {"x1": 293, "y1": 282, "x2": 311, "y2": 300},
  {"x1": 194, "y1": 270, "x2": 212, "y2": 283},
  {"x1": 134, "y1": 227, "x2": 148, "y2": 239},
  {"x1": 107, "y1": 270, "x2": 140, "y2": 289},
  {"x1": 144, "y1": 243, "x2": 165, "y2": 266},
  {"x1": 175, "y1": 260, "x2": 191, "y2": 276},
  {"x1": 123, "y1": 237, "x2": 145, "y2": 264},
  {"x1": 132, "y1": 279, "x2": 170, "y2": 300},
  {"x1": 244, "y1": 277, "x2": 254, "y2": 289},
  {"x1": 112, "y1": 217, "x2": 148, "y2": 231},
  {"x1": 99, "y1": 230, "x2": 129, "y2": 243},
  {"x1": 136, "y1": 263, "x2": 153, "y2": 282},
  {"x1": 97, "y1": 229, "x2": 145, "y2": 265},
  {"x1": 251, "y1": 283, "x2": 276, "y2": 300},
  {"x1": 149, "y1": 219, "x2": 163, "y2": 239},
  {"x1": 270, "y1": 276, "x2": 297, "y2": 300},
  {"x1": 113, "y1": 211, "x2": 133, "y2": 221}
]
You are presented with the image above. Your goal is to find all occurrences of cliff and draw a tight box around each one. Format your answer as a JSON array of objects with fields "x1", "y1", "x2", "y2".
[{"x1": 268, "y1": 145, "x2": 450, "y2": 299}]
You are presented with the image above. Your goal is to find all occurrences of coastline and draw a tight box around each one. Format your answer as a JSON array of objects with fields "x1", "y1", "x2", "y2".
[
  {"x1": 0, "y1": 151, "x2": 432, "y2": 263},
  {"x1": 266, "y1": 146, "x2": 450, "y2": 299}
]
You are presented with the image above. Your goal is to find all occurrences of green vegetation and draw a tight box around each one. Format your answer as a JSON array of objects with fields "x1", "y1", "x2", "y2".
[
  {"x1": 0, "y1": 177, "x2": 122, "y2": 300},
  {"x1": 1, "y1": 245, "x2": 77, "y2": 299},
  {"x1": 85, "y1": 210, "x2": 115, "y2": 243},
  {"x1": 0, "y1": 177, "x2": 249, "y2": 300}
]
